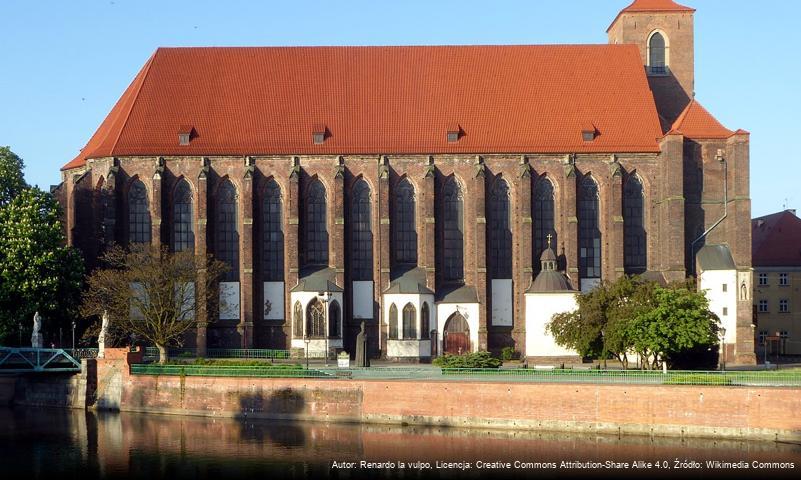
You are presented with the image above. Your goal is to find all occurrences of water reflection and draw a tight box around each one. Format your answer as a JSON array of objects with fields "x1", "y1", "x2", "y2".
[{"x1": 1, "y1": 407, "x2": 799, "y2": 479}]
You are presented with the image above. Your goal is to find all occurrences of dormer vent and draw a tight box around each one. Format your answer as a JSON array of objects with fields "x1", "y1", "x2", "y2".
[
  {"x1": 178, "y1": 125, "x2": 194, "y2": 146},
  {"x1": 312, "y1": 124, "x2": 328, "y2": 144},
  {"x1": 446, "y1": 123, "x2": 462, "y2": 143},
  {"x1": 581, "y1": 123, "x2": 597, "y2": 142}
]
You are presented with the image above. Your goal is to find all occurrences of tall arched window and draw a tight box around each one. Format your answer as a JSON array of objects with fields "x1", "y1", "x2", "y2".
[
  {"x1": 578, "y1": 175, "x2": 601, "y2": 279},
  {"x1": 648, "y1": 31, "x2": 667, "y2": 74},
  {"x1": 304, "y1": 179, "x2": 328, "y2": 267},
  {"x1": 392, "y1": 178, "x2": 417, "y2": 267},
  {"x1": 533, "y1": 177, "x2": 556, "y2": 272},
  {"x1": 172, "y1": 179, "x2": 194, "y2": 252},
  {"x1": 128, "y1": 180, "x2": 151, "y2": 244},
  {"x1": 624, "y1": 175, "x2": 647, "y2": 274},
  {"x1": 262, "y1": 179, "x2": 284, "y2": 282},
  {"x1": 402, "y1": 303, "x2": 417, "y2": 339},
  {"x1": 350, "y1": 179, "x2": 373, "y2": 281},
  {"x1": 306, "y1": 298, "x2": 325, "y2": 338},
  {"x1": 489, "y1": 178, "x2": 512, "y2": 279},
  {"x1": 215, "y1": 180, "x2": 239, "y2": 281},
  {"x1": 388, "y1": 303, "x2": 398, "y2": 340},
  {"x1": 329, "y1": 301, "x2": 341, "y2": 337},
  {"x1": 421, "y1": 303, "x2": 430, "y2": 340},
  {"x1": 442, "y1": 177, "x2": 464, "y2": 282},
  {"x1": 293, "y1": 301, "x2": 303, "y2": 338}
]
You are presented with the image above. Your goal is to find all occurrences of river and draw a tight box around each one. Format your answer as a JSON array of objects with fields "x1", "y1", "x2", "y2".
[{"x1": 1, "y1": 407, "x2": 799, "y2": 479}]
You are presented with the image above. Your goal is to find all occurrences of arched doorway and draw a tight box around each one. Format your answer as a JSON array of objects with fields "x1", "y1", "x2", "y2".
[{"x1": 443, "y1": 312, "x2": 470, "y2": 355}]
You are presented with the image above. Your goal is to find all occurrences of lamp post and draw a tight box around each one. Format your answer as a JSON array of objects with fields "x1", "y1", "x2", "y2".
[
  {"x1": 304, "y1": 333, "x2": 310, "y2": 370},
  {"x1": 719, "y1": 326, "x2": 727, "y2": 372},
  {"x1": 71, "y1": 320, "x2": 76, "y2": 352},
  {"x1": 18, "y1": 322, "x2": 22, "y2": 347},
  {"x1": 318, "y1": 291, "x2": 331, "y2": 366}
]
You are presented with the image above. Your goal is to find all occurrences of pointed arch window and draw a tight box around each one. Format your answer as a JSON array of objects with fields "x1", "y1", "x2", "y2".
[
  {"x1": 392, "y1": 178, "x2": 417, "y2": 266},
  {"x1": 172, "y1": 180, "x2": 194, "y2": 252},
  {"x1": 262, "y1": 180, "x2": 284, "y2": 282},
  {"x1": 421, "y1": 303, "x2": 430, "y2": 340},
  {"x1": 329, "y1": 300, "x2": 341, "y2": 338},
  {"x1": 578, "y1": 175, "x2": 601, "y2": 279},
  {"x1": 215, "y1": 180, "x2": 239, "y2": 281},
  {"x1": 388, "y1": 304, "x2": 398, "y2": 340},
  {"x1": 533, "y1": 178, "x2": 556, "y2": 273},
  {"x1": 293, "y1": 301, "x2": 303, "y2": 338},
  {"x1": 624, "y1": 175, "x2": 647, "y2": 274},
  {"x1": 489, "y1": 178, "x2": 512, "y2": 279},
  {"x1": 648, "y1": 31, "x2": 667, "y2": 75},
  {"x1": 306, "y1": 298, "x2": 325, "y2": 338},
  {"x1": 128, "y1": 180, "x2": 151, "y2": 244},
  {"x1": 402, "y1": 303, "x2": 417, "y2": 339},
  {"x1": 304, "y1": 179, "x2": 328, "y2": 267},
  {"x1": 350, "y1": 179, "x2": 373, "y2": 281},
  {"x1": 442, "y1": 177, "x2": 464, "y2": 282}
]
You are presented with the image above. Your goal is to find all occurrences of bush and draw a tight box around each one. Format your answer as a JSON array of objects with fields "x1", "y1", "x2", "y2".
[
  {"x1": 663, "y1": 373, "x2": 732, "y2": 386},
  {"x1": 433, "y1": 351, "x2": 502, "y2": 369},
  {"x1": 500, "y1": 347, "x2": 518, "y2": 362}
]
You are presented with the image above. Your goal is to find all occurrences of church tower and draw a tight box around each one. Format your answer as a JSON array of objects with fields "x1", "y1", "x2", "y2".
[{"x1": 608, "y1": 0, "x2": 696, "y2": 128}]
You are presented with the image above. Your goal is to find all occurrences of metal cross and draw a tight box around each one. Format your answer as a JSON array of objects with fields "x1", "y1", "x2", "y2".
[{"x1": 546, "y1": 233, "x2": 553, "y2": 248}]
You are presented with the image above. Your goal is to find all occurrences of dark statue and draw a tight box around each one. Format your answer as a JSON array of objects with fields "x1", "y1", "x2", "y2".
[{"x1": 355, "y1": 321, "x2": 370, "y2": 367}]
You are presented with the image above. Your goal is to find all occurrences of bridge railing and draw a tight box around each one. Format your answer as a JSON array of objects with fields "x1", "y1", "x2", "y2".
[{"x1": 0, "y1": 347, "x2": 82, "y2": 373}]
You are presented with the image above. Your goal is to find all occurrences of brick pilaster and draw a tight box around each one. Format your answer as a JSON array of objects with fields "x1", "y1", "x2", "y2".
[
  {"x1": 195, "y1": 162, "x2": 209, "y2": 357},
  {"x1": 239, "y1": 161, "x2": 255, "y2": 348},
  {"x1": 515, "y1": 158, "x2": 533, "y2": 354},
  {"x1": 333, "y1": 158, "x2": 346, "y2": 288},
  {"x1": 377, "y1": 157, "x2": 391, "y2": 355},
  {"x1": 422, "y1": 158, "x2": 436, "y2": 292},
  {"x1": 151, "y1": 159, "x2": 163, "y2": 246},
  {"x1": 610, "y1": 159, "x2": 625, "y2": 280},
  {"x1": 102, "y1": 166, "x2": 118, "y2": 246},
  {"x1": 286, "y1": 158, "x2": 301, "y2": 341},
  {"x1": 563, "y1": 157, "x2": 579, "y2": 285},
  {"x1": 474, "y1": 159, "x2": 488, "y2": 351}
]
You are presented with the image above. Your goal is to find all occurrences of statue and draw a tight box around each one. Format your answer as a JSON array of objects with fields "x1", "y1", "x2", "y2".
[
  {"x1": 31, "y1": 312, "x2": 43, "y2": 348},
  {"x1": 355, "y1": 321, "x2": 370, "y2": 367},
  {"x1": 98, "y1": 310, "x2": 109, "y2": 358}
]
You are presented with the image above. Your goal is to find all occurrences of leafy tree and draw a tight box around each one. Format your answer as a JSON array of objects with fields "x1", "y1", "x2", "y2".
[
  {"x1": 80, "y1": 244, "x2": 228, "y2": 364},
  {"x1": 0, "y1": 146, "x2": 27, "y2": 206},
  {"x1": 0, "y1": 187, "x2": 84, "y2": 344}
]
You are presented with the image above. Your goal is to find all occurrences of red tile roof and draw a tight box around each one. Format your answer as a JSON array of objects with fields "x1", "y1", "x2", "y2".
[
  {"x1": 752, "y1": 211, "x2": 801, "y2": 267},
  {"x1": 608, "y1": 0, "x2": 695, "y2": 32},
  {"x1": 63, "y1": 45, "x2": 664, "y2": 170},
  {"x1": 670, "y1": 99, "x2": 734, "y2": 139}
]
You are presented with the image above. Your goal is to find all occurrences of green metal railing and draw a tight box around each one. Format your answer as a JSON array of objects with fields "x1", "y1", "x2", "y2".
[
  {"x1": 129, "y1": 364, "x2": 801, "y2": 387},
  {"x1": 142, "y1": 347, "x2": 293, "y2": 360},
  {"x1": 0, "y1": 347, "x2": 82, "y2": 373},
  {"x1": 66, "y1": 348, "x2": 99, "y2": 359}
]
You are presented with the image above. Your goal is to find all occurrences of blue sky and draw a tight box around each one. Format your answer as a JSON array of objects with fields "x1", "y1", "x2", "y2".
[{"x1": 0, "y1": 0, "x2": 796, "y2": 217}]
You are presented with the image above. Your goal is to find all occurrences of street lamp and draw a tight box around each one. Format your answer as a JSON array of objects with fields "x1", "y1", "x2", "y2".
[
  {"x1": 317, "y1": 291, "x2": 331, "y2": 366},
  {"x1": 71, "y1": 320, "x2": 76, "y2": 352},
  {"x1": 719, "y1": 326, "x2": 727, "y2": 372},
  {"x1": 18, "y1": 322, "x2": 22, "y2": 347},
  {"x1": 304, "y1": 333, "x2": 310, "y2": 370}
]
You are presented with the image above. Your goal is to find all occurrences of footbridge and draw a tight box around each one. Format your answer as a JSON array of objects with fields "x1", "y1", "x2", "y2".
[{"x1": 0, "y1": 347, "x2": 82, "y2": 373}]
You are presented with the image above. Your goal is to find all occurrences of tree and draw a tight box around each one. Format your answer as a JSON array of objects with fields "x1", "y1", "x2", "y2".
[
  {"x1": 80, "y1": 244, "x2": 228, "y2": 363},
  {"x1": 0, "y1": 146, "x2": 27, "y2": 206},
  {"x1": 0, "y1": 187, "x2": 84, "y2": 344}
]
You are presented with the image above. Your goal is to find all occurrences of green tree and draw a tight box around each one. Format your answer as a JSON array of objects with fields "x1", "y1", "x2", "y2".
[
  {"x1": 80, "y1": 245, "x2": 228, "y2": 364},
  {"x1": 0, "y1": 146, "x2": 27, "y2": 206},
  {"x1": 0, "y1": 187, "x2": 84, "y2": 344}
]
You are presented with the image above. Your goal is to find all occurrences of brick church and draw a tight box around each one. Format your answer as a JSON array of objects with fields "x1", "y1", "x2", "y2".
[{"x1": 58, "y1": 0, "x2": 756, "y2": 364}]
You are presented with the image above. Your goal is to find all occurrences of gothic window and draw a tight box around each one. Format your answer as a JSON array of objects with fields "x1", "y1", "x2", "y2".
[
  {"x1": 172, "y1": 179, "x2": 194, "y2": 252},
  {"x1": 442, "y1": 177, "x2": 464, "y2": 282},
  {"x1": 421, "y1": 303, "x2": 430, "y2": 340},
  {"x1": 215, "y1": 180, "x2": 239, "y2": 282},
  {"x1": 389, "y1": 303, "x2": 398, "y2": 340},
  {"x1": 329, "y1": 301, "x2": 341, "y2": 337},
  {"x1": 489, "y1": 178, "x2": 512, "y2": 279},
  {"x1": 304, "y1": 179, "x2": 328, "y2": 267},
  {"x1": 402, "y1": 303, "x2": 417, "y2": 339},
  {"x1": 623, "y1": 175, "x2": 647, "y2": 274},
  {"x1": 533, "y1": 177, "x2": 556, "y2": 273},
  {"x1": 262, "y1": 180, "x2": 284, "y2": 282},
  {"x1": 578, "y1": 175, "x2": 601, "y2": 279},
  {"x1": 392, "y1": 178, "x2": 417, "y2": 266},
  {"x1": 128, "y1": 180, "x2": 151, "y2": 244},
  {"x1": 648, "y1": 32, "x2": 667, "y2": 74},
  {"x1": 293, "y1": 301, "x2": 303, "y2": 338},
  {"x1": 350, "y1": 179, "x2": 373, "y2": 281},
  {"x1": 306, "y1": 298, "x2": 325, "y2": 338}
]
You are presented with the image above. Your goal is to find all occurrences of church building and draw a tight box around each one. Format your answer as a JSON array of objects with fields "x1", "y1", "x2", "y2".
[{"x1": 57, "y1": 0, "x2": 756, "y2": 364}]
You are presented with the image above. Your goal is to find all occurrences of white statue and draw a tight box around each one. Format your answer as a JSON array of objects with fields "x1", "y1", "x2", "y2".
[
  {"x1": 31, "y1": 311, "x2": 43, "y2": 349},
  {"x1": 98, "y1": 310, "x2": 109, "y2": 358}
]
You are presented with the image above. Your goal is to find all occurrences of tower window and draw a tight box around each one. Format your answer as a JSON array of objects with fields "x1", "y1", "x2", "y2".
[{"x1": 648, "y1": 31, "x2": 668, "y2": 75}]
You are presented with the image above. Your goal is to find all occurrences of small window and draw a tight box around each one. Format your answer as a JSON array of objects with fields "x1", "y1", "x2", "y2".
[
  {"x1": 388, "y1": 303, "x2": 398, "y2": 340},
  {"x1": 722, "y1": 284, "x2": 728, "y2": 293},
  {"x1": 758, "y1": 300, "x2": 768, "y2": 313},
  {"x1": 312, "y1": 124, "x2": 327, "y2": 144},
  {"x1": 648, "y1": 31, "x2": 667, "y2": 75},
  {"x1": 779, "y1": 299, "x2": 789, "y2": 313},
  {"x1": 758, "y1": 330, "x2": 767, "y2": 345},
  {"x1": 779, "y1": 273, "x2": 789, "y2": 286},
  {"x1": 722, "y1": 307, "x2": 728, "y2": 316},
  {"x1": 446, "y1": 123, "x2": 462, "y2": 143},
  {"x1": 758, "y1": 273, "x2": 768, "y2": 286},
  {"x1": 780, "y1": 331, "x2": 789, "y2": 339}
]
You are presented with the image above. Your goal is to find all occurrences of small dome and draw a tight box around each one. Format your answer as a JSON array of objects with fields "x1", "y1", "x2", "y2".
[
  {"x1": 529, "y1": 270, "x2": 573, "y2": 293},
  {"x1": 540, "y1": 248, "x2": 557, "y2": 262}
]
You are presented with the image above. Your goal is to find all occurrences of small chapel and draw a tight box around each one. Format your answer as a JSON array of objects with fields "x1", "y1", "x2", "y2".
[{"x1": 57, "y1": 0, "x2": 756, "y2": 364}]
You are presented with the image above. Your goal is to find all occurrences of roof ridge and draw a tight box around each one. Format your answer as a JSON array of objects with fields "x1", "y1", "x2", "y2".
[{"x1": 109, "y1": 50, "x2": 158, "y2": 155}]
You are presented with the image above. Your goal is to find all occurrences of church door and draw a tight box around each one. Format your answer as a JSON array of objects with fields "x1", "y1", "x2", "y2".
[{"x1": 443, "y1": 312, "x2": 470, "y2": 355}]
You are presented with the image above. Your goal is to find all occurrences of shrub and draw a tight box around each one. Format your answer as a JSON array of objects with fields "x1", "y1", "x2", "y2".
[
  {"x1": 663, "y1": 374, "x2": 732, "y2": 386},
  {"x1": 500, "y1": 347, "x2": 518, "y2": 362},
  {"x1": 433, "y1": 351, "x2": 502, "y2": 369}
]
